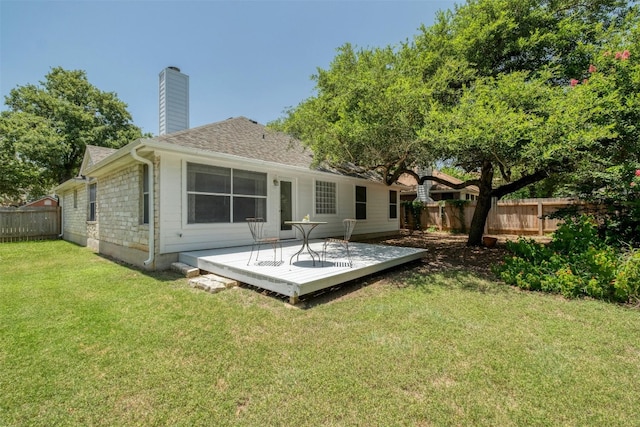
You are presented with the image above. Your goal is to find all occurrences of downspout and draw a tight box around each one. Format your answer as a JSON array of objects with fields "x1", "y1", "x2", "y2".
[
  {"x1": 130, "y1": 145, "x2": 155, "y2": 267},
  {"x1": 58, "y1": 195, "x2": 64, "y2": 238}
]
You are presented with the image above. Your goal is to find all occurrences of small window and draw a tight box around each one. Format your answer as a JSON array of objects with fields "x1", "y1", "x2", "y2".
[
  {"x1": 142, "y1": 164, "x2": 149, "y2": 224},
  {"x1": 88, "y1": 183, "x2": 97, "y2": 221},
  {"x1": 315, "y1": 181, "x2": 336, "y2": 215},
  {"x1": 73, "y1": 189, "x2": 78, "y2": 209},
  {"x1": 389, "y1": 190, "x2": 398, "y2": 219},
  {"x1": 355, "y1": 186, "x2": 367, "y2": 220}
]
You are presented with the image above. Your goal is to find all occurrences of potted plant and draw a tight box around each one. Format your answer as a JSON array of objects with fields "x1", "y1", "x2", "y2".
[{"x1": 482, "y1": 235, "x2": 498, "y2": 248}]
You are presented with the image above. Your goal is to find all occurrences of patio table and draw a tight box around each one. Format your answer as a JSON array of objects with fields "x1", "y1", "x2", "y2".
[{"x1": 285, "y1": 221, "x2": 327, "y2": 266}]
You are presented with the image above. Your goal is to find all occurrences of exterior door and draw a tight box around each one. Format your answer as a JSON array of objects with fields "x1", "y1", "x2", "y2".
[{"x1": 279, "y1": 179, "x2": 295, "y2": 239}]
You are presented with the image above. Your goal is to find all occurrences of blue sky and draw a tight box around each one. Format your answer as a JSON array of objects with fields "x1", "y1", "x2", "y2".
[{"x1": 1, "y1": 0, "x2": 458, "y2": 136}]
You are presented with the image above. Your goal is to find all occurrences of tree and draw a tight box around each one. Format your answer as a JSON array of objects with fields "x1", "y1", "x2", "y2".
[
  {"x1": 272, "y1": 43, "x2": 435, "y2": 176},
  {"x1": 0, "y1": 67, "x2": 144, "y2": 203},
  {"x1": 556, "y1": 12, "x2": 640, "y2": 245},
  {"x1": 421, "y1": 71, "x2": 614, "y2": 244},
  {"x1": 418, "y1": 0, "x2": 634, "y2": 245},
  {"x1": 273, "y1": 0, "x2": 634, "y2": 246}
]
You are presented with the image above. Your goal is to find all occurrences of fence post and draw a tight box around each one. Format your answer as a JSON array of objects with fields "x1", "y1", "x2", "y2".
[
  {"x1": 485, "y1": 197, "x2": 498, "y2": 234},
  {"x1": 538, "y1": 200, "x2": 544, "y2": 236}
]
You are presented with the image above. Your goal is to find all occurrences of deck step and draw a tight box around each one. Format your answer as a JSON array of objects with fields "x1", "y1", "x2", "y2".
[
  {"x1": 189, "y1": 274, "x2": 238, "y2": 294},
  {"x1": 171, "y1": 262, "x2": 200, "y2": 278}
]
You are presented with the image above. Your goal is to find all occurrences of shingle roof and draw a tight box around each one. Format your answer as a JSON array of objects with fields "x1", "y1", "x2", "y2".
[
  {"x1": 85, "y1": 145, "x2": 117, "y2": 168},
  {"x1": 153, "y1": 116, "x2": 314, "y2": 168},
  {"x1": 83, "y1": 117, "x2": 393, "y2": 184}
]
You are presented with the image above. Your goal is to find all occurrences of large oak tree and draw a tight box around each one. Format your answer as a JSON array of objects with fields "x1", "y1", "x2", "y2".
[
  {"x1": 273, "y1": 0, "x2": 634, "y2": 245},
  {"x1": 0, "y1": 67, "x2": 144, "y2": 204}
]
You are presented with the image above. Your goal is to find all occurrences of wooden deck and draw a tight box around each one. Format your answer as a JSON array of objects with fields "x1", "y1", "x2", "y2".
[{"x1": 179, "y1": 240, "x2": 427, "y2": 303}]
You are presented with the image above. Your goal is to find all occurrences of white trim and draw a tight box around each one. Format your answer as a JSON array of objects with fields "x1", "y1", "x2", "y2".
[{"x1": 313, "y1": 178, "x2": 338, "y2": 217}]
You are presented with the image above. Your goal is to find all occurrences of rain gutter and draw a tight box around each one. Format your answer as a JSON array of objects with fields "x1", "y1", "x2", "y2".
[{"x1": 130, "y1": 145, "x2": 155, "y2": 267}]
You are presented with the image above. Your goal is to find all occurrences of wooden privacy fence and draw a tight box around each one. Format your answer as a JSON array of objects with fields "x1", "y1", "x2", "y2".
[
  {"x1": 0, "y1": 207, "x2": 61, "y2": 242},
  {"x1": 401, "y1": 198, "x2": 577, "y2": 236}
]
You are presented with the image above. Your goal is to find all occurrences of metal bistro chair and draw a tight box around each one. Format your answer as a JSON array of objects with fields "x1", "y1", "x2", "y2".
[
  {"x1": 246, "y1": 218, "x2": 282, "y2": 266},
  {"x1": 322, "y1": 219, "x2": 357, "y2": 267}
]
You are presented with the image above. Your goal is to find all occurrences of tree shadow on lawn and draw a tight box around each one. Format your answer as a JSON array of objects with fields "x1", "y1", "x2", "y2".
[
  {"x1": 296, "y1": 256, "x2": 512, "y2": 309},
  {"x1": 94, "y1": 252, "x2": 185, "y2": 283},
  {"x1": 246, "y1": 231, "x2": 520, "y2": 308},
  {"x1": 399, "y1": 267, "x2": 513, "y2": 295}
]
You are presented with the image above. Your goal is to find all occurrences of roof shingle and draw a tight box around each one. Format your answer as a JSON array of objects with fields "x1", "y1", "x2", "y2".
[
  {"x1": 85, "y1": 145, "x2": 117, "y2": 167},
  {"x1": 154, "y1": 116, "x2": 314, "y2": 168}
]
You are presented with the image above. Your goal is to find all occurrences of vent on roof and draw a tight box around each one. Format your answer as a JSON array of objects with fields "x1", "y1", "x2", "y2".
[{"x1": 249, "y1": 119, "x2": 258, "y2": 124}]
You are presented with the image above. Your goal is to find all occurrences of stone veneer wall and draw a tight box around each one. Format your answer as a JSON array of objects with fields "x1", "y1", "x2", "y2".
[
  {"x1": 96, "y1": 156, "x2": 176, "y2": 270},
  {"x1": 96, "y1": 163, "x2": 150, "y2": 257},
  {"x1": 60, "y1": 183, "x2": 91, "y2": 247},
  {"x1": 60, "y1": 157, "x2": 167, "y2": 270}
]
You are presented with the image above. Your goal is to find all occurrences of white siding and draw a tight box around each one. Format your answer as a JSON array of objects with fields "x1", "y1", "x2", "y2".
[
  {"x1": 158, "y1": 152, "x2": 281, "y2": 254},
  {"x1": 157, "y1": 151, "x2": 400, "y2": 254},
  {"x1": 58, "y1": 147, "x2": 401, "y2": 271}
]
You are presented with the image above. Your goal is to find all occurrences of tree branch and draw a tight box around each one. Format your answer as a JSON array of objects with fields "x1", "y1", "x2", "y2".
[
  {"x1": 491, "y1": 169, "x2": 549, "y2": 199},
  {"x1": 418, "y1": 174, "x2": 481, "y2": 189}
]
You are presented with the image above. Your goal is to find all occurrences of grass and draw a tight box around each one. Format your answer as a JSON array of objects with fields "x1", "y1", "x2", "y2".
[{"x1": 1, "y1": 241, "x2": 640, "y2": 426}]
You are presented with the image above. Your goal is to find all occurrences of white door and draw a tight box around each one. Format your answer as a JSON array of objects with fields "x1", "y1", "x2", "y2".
[{"x1": 279, "y1": 179, "x2": 296, "y2": 239}]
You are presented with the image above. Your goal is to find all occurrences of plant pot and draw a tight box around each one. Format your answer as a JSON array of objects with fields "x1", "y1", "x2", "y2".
[{"x1": 482, "y1": 236, "x2": 498, "y2": 248}]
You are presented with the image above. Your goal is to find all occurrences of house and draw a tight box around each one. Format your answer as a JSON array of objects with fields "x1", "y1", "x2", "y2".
[
  {"x1": 22, "y1": 196, "x2": 59, "y2": 208},
  {"x1": 54, "y1": 117, "x2": 404, "y2": 270},
  {"x1": 398, "y1": 170, "x2": 479, "y2": 202}
]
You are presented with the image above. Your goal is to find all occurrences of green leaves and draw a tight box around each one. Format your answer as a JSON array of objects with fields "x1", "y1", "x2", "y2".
[
  {"x1": 497, "y1": 216, "x2": 640, "y2": 303},
  {"x1": 0, "y1": 67, "x2": 143, "y2": 203},
  {"x1": 273, "y1": 0, "x2": 636, "y2": 244},
  {"x1": 274, "y1": 43, "x2": 431, "y2": 172}
]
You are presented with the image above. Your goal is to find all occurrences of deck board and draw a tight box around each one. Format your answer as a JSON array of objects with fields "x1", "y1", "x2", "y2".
[{"x1": 179, "y1": 240, "x2": 427, "y2": 303}]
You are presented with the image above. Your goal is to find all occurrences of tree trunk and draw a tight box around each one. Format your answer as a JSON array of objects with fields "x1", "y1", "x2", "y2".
[{"x1": 467, "y1": 161, "x2": 494, "y2": 246}]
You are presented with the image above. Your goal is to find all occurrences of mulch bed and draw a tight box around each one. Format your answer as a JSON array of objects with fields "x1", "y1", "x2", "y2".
[{"x1": 361, "y1": 230, "x2": 533, "y2": 279}]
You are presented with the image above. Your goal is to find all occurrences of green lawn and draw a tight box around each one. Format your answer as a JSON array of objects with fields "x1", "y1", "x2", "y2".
[{"x1": 1, "y1": 241, "x2": 639, "y2": 426}]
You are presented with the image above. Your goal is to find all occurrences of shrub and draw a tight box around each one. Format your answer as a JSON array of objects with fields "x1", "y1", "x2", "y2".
[
  {"x1": 615, "y1": 249, "x2": 640, "y2": 304},
  {"x1": 494, "y1": 215, "x2": 639, "y2": 304}
]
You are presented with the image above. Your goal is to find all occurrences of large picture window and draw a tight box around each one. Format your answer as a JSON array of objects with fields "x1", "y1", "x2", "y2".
[
  {"x1": 315, "y1": 180, "x2": 336, "y2": 215},
  {"x1": 187, "y1": 163, "x2": 267, "y2": 224}
]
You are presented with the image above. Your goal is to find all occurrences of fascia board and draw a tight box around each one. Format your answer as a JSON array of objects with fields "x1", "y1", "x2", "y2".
[
  {"x1": 146, "y1": 139, "x2": 314, "y2": 173},
  {"x1": 81, "y1": 138, "x2": 402, "y2": 189}
]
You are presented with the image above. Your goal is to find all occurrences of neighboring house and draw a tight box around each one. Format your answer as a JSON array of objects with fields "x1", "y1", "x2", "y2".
[
  {"x1": 398, "y1": 170, "x2": 480, "y2": 202},
  {"x1": 55, "y1": 117, "x2": 403, "y2": 270},
  {"x1": 22, "y1": 196, "x2": 59, "y2": 208}
]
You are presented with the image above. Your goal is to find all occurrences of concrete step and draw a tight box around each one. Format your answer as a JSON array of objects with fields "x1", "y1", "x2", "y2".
[
  {"x1": 189, "y1": 274, "x2": 238, "y2": 294},
  {"x1": 171, "y1": 262, "x2": 200, "y2": 278}
]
